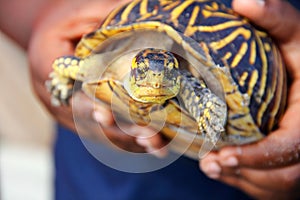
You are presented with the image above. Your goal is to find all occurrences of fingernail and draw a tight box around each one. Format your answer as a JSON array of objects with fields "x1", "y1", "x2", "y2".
[
  {"x1": 146, "y1": 147, "x2": 168, "y2": 158},
  {"x1": 256, "y1": 0, "x2": 265, "y2": 6},
  {"x1": 202, "y1": 162, "x2": 221, "y2": 179},
  {"x1": 130, "y1": 126, "x2": 157, "y2": 138},
  {"x1": 136, "y1": 138, "x2": 151, "y2": 148},
  {"x1": 136, "y1": 138, "x2": 168, "y2": 158},
  {"x1": 221, "y1": 156, "x2": 238, "y2": 167},
  {"x1": 92, "y1": 111, "x2": 111, "y2": 127}
]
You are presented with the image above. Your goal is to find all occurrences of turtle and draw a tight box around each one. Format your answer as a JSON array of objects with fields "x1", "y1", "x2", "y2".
[{"x1": 47, "y1": 0, "x2": 287, "y2": 159}]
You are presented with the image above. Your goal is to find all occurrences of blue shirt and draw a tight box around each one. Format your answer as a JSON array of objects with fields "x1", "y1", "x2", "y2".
[
  {"x1": 54, "y1": 0, "x2": 300, "y2": 199},
  {"x1": 55, "y1": 125, "x2": 251, "y2": 200}
]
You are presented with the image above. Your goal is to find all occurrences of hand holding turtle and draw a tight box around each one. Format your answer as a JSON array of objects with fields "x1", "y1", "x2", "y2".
[
  {"x1": 200, "y1": 0, "x2": 300, "y2": 199},
  {"x1": 28, "y1": 0, "x2": 164, "y2": 153}
]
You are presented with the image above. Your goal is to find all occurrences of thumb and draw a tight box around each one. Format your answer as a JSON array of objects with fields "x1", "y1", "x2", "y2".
[
  {"x1": 232, "y1": 0, "x2": 300, "y2": 42},
  {"x1": 216, "y1": 128, "x2": 300, "y2": 169}
]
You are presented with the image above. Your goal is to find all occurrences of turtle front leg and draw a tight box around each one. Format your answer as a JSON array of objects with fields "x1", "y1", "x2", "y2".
[
  {"x1": 179, "y1": 71, "x2": 227, "y2": 145},
  {"x1": 46, "y1": 56, "x2": 81, "y2": 106}
]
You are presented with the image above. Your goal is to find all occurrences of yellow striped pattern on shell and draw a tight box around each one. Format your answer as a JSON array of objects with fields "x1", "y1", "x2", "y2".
[{"x1": 74, "y1": 0, "x2": 286, "y2": 143}]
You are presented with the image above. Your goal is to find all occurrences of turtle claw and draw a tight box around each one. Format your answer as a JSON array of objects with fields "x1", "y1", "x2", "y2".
[
  {"x1": 198, "y1": 93, "x2": 227, "y2": 145},
  {"x1": 46, "y1": 72, "x2": 74, "y2": 106}
]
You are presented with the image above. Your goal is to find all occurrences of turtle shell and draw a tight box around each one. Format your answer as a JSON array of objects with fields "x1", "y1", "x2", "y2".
[{"x1": 73, "y1": 0, "x2": 286, "y2": 159}]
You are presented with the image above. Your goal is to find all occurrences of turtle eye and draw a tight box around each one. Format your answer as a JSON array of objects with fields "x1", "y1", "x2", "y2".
[{"x1": 164, "y1": 68, "x2": 179, "y2": 82}]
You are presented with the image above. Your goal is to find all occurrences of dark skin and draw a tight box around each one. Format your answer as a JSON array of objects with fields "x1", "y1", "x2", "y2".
[
  {"x1": 1, "y1": 0, "x2": 299, "y2": 199},
  {"x1": 200, "y1": 0, "x2": 300, "y2": 199}
]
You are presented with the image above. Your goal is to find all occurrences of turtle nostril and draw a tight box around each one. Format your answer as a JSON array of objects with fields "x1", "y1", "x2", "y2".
[{"x1": 153, "y1": 83, "x2": 160, "y2": 88}]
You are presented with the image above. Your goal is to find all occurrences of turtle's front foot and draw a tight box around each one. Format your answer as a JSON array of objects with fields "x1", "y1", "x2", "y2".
[
  {"x1": 179, "y1": 72, "x2": 227, "y2": 145},
  {"x1": 46, "y1": 72, "x2": 74, "y2": 106},
  {"x1": 198, "y1": 93, "x2": 227, "y2": 144}
]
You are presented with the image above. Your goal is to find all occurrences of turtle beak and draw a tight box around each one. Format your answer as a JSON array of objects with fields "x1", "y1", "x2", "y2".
[
  {"x1": 152, "y1": 82, "x2": 161, "y2": 89},
  {"x1": 146, "y1": 70, "x2": 164, "y2": 89}
]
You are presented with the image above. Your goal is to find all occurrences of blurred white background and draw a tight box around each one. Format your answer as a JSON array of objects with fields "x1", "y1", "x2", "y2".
[{"x1": 0, "y1": 31, "x2": 54, "y2": 200}]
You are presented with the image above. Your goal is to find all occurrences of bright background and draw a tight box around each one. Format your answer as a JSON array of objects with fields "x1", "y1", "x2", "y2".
[{"x1": 0, "y1": 31, "x2": 54, "y2": 200}]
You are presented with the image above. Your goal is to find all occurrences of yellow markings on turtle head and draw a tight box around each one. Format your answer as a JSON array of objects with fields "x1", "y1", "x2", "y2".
[
  {"x1": 170, "y1": 55, "x2": 179, "y2": 69},
  {"x1": 165, "y1": 59, "x2": 173, "y2": 68},
  {"x1": 131, "y1": 57, "x2": 138, "y2": 69},
  {"x1": 138, "y1": 61, "x2": 147, "y2": 68}
]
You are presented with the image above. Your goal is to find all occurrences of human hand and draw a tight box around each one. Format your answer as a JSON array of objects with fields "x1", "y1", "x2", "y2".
[
  {"x1": 200, "y1": 0, "x2": 300, "y2": 199},
  {"x1": 28, "y1": 0, "x2": 166, "y2": 154}
]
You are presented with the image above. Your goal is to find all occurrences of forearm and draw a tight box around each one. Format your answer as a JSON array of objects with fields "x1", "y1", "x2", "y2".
[
  {"x1": 0, "y1": 0, "x2": 50, "y2": 48},
  {"x1": 0, "y1": 0, "x2": 118, "y2": 49}
]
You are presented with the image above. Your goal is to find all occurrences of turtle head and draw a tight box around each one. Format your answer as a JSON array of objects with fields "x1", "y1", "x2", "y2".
[{"x1": 127, "y1": 48, "x2": 180, "y2": 104}]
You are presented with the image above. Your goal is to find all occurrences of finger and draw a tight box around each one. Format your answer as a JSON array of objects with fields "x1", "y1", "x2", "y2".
[
  {"x1": 134, "y1": 129, "x2": 165, "y2": 148},
  {"x1": 200, "y1": 154, "x2": 275, "y2": 199},
  {"x1": 72, "y1": 91, "x2": 112, "y2": 139},
  {"x1": 221, "y1": 163, "x2": 300, "y2": 193},
  {"x1": 94, "y1": 100, "x2": 167, "y2": 152},
  {"x1": 100, "y1": 126, "x2": 146, "y2": 153},
  {"x1": 93, "y1": 103, "x2": 115, "y2": 127},
  {"x1": 73, "y1": 91, "x2": 167, "y2": 155},
  {"x1": 232, "y1": 0, "x2": 300, "y2": 41},
  {"x1": 200, "y1": 155, "x2": 300, "y2": 198},
  {"x1": 217, "y1": 166, "x2": 300, "y2": 199},
  {"x1": 234, "y1": 0, "x2": 300, "y2": 80},
  {"x1": 219, "y1": 174, "x2": 277, "y2": 199},
  {"x1": 217, "y1": 101, "x2": 300, "y2": 169},
  {"x1": 134, "y1": 128, "x2": 169, "y2": 158},
  {"x1": 199, "y1": 152, "x2": 222, "y2": 179},
  {"x1": 32, "y1": 80, "x2": 77, "y2": 131}
]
